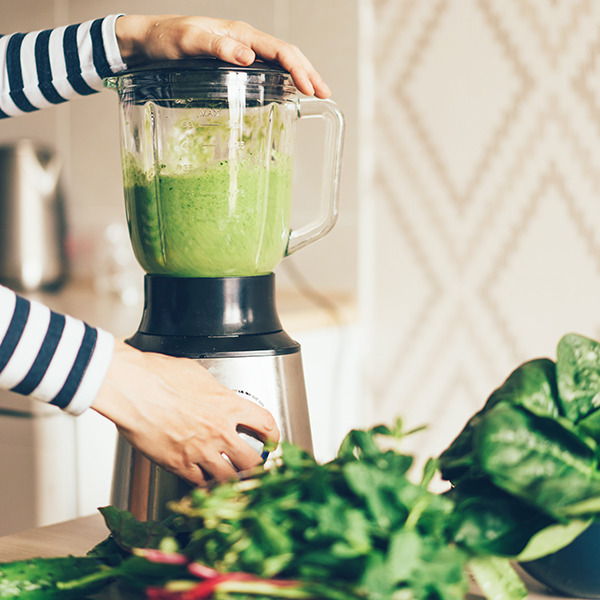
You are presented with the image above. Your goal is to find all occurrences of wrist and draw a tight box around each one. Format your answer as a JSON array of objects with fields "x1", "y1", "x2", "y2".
[
  {"x1": 91, "y1": 339, "x2": 140, "y2": 430},
  {"x1": 114, "y1": 14, "x2": 154, "y2": 66}
]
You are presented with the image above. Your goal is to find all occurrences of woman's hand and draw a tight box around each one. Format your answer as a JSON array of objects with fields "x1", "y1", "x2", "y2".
[
  {"x1": 115, "y1": 14, "x2": 331, "y2": 99},
  {"x1": 91, "y1": 340, "x2": 279, "y2": 487}
]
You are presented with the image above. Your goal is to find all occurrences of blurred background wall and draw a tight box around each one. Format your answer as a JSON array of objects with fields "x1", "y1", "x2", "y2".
[{"x1": 364, "y1": 0, "x2": 600, "y2": 467}]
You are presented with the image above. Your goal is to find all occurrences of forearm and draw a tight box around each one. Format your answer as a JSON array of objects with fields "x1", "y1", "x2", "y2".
[
  {"x1": 0, "y1": 15, "x2": 126, "y2": 118},
  {"x1": 0, "y1": 284, "x2": 114, "y2": 415}
]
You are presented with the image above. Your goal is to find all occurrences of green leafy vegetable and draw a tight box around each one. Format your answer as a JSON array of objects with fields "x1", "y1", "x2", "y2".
[
  {"x1": 8, "y1": 334, "x2": 600, "y2": 600},
  {"x1": 95, "y1": 506, "x2": 174, "y2": 553},
  {"x1": 557, "y1": 333, "x2": 600, "y2": 430},
  {"x1": 446, "y1": 479, "x2": 555, "y2": 557},
  {"x1": 440, "y1": 333, "x2": 600, "y2": 562},
  {"x1": 468, "y1": 556, "x2": 527, "y2": 600},
  {"x1": 162, "y1": 425, "x2": 469, "y2": 600},
  {"x1": 0, "y1": 557, "x2": 109, "y2": 599},
  {"x1": 515, "y1": 518, "x2": 591, "y2": 562}
]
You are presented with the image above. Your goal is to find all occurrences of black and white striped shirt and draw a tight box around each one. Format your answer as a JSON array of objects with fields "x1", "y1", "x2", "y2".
[
  {"x1": 0, "y1": 14, "x2": 125, "y2": 117},
  {"x1": 0, "y1": 15, "x2": 127, "y2": 414}
]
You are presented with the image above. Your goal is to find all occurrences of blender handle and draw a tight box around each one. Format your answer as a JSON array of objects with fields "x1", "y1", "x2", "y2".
[{"x1": 285, "y1": 97, "x2": 345, "y2": 256}]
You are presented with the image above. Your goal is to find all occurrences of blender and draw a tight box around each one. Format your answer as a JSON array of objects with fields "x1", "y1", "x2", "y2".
[{"x1": 104, "y1": 59, "x2": 345, "y2": 521}]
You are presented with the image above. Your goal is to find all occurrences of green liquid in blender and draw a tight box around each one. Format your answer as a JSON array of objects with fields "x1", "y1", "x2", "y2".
[{"x1": 124, "y1": 158, "x2": 293, "y2": 277}]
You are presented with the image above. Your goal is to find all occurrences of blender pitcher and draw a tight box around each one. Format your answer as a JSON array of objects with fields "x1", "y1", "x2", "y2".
[{"x1": 105, "y1": 58, "x2": 344, "y2": 278}]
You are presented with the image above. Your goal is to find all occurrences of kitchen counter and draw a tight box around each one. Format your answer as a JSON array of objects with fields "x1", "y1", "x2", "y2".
[
  {"x1": 0, "y1": 515, "x2": 584, "y2": 600},
  {"x1": 0, "y1": 513, "x2": 107, "y2": 562}
]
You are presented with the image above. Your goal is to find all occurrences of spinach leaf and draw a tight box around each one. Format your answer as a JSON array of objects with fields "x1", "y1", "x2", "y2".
[
  {"x1": 440, "y1": 359, "x2": 561, "y2": 483},
  {"x1": 97, "y1": 506, "x2": 173, "y2": 553},
  {"x1": 468, "y1": 556, "x2": 527, "y2": 600},
  {"x1": 557, "y1": 333, "x2": 600, "y2": 430},
  {"x1": 474, "y1": 403, "x2": 600, "y2": 519},
  {"x1": 446, "y1": 478, "x2": 555, "y2": 557},
  {"x1": 515, "y1": 519, "x2": 592, "y2": 562},
  {"x1": 486, "y1": 358, "x2": 561, "y2": 418}
]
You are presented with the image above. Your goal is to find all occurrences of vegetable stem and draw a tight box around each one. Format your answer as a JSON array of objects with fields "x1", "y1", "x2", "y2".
[{"x1": 55, "y1": 566, "x2": 116, "y2": 590}]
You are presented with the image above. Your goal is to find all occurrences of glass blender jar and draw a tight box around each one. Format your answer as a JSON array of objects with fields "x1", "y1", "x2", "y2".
[
  {"x1": 104, "y1": 59, "x2": 345, "y2": 521},
  {"x1": 106, "y1": 58, "x2": 343, "y2": 278}
]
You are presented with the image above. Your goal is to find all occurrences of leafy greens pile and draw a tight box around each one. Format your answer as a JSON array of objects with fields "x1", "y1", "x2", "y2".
[
  {"x1": 440, "y1": 333, "x2": 600, "y2": 561},
  {"x1": 5, "y1": 332, "x2": 600, "y2": 600},
  {"x1": 0, "y1": 422, "x2": 474, "y2": 600}
]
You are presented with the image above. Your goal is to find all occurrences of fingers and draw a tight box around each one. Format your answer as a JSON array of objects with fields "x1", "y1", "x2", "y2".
[
  {"x1": 94, "y1": 340, "x2": 281, "y2": 489},
  {"x1": 179, "y1": 454, "x2": 239, "y2": 487},
  {"x1": 161, "y1": 430, "x2": 267, "y2": 488},
  {"x1": 223, "y1": 21, "x2": 331, "y2": 98},
  {"x1": 119, "y1": 15, "x2": 331, "y2": 99},
  {"x1": 232, "y1": 396, "x2": 280, "y2": 446},
  {"x1": 155, "y1": 450, "x2": 238, "y2": 488},
  {"x1": 205, "y1": 34, "x2": 256, "y2": 66}
]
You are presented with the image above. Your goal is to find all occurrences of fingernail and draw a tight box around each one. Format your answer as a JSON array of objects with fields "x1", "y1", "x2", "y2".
[
  {"x1": 303, "y1": 79, "x2": 315, "y2": 96},
  {"x1": 234, "y1": 47, "x2": 254, "y2": 64}
]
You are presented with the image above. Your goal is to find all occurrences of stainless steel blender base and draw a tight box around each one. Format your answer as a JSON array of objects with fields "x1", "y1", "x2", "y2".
[{"x1": 111, "y1": 350, "x2": 313, "y2": 522}]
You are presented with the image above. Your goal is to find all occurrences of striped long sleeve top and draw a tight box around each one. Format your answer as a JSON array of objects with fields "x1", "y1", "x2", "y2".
[{"x1": 0, "y1": 15, "x2": 127, "y2": 415}]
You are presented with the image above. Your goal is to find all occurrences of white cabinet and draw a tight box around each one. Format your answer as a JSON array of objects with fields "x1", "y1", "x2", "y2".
[
  {"x1": 0, "y1": 411, "x2": 37, "y2": 536},
  {"x1": 0, "y1": 396, "x2": 117, "y2": 537},
  {"x1": 293, "y1": 321, "x2": 363, "y2": 464},
  {"x1": 0, "y1": 402, "x2": 78, "y2": 536}
]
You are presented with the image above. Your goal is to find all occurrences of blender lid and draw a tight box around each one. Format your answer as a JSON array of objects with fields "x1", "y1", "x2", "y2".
[
  {"x1": 104, "y1": 56, "x2": 298, "y2": 99},
  {"x1": 116, "y1": 56, "x2": 291, "y2": 77}
]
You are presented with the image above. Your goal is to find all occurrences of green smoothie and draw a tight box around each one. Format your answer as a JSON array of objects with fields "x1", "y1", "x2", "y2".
[{"x1": 123, "y1": 157, "x2": 293, "y2": 277}]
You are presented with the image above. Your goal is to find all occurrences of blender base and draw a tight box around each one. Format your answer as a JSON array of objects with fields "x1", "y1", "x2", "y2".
[
  {"x1": 111, "y1": 351, "x2": 312, "y2": 522},
  {"x1": 110, "y1": 274, "x2": 313, "y2": 522}
]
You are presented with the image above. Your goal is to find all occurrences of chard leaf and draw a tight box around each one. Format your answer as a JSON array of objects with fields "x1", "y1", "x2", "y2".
[
  {"x1": 337, "y1": 429, "x2": 386, "y2": 461},
  {"x1": 468, "y1": 556, "x2": 527, "y2": 600},
  {"x1": 409, "y1": 542, "x2": 469, "y2": 600},
  {"x1": 421, "y1": 458, "x2": 437, "y2": 488},
  {"x1": 111, "y1": 555, "x2": 190, "y2": 589},
  {"x1": 359, "y1": 550, "x2": 395, "y2": 599},
  {"x1": 342, "y1": 461, "x2": 403, "y2": 531}
]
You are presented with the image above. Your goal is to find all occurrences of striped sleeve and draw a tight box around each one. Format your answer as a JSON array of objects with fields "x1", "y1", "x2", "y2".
[
  {"x1": 0, "y1": 14, "x2": 126, "y2": 119},
  {"x1": 0, "y1": 285, "x2": 115, "y2": 415}
]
